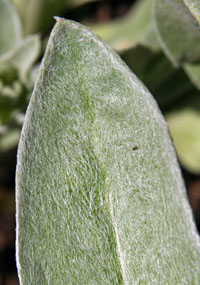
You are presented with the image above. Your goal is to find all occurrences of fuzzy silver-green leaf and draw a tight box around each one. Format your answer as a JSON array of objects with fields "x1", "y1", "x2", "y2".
[{"x1": 16, "y1": 19, "x2": 200, "y2": 284}]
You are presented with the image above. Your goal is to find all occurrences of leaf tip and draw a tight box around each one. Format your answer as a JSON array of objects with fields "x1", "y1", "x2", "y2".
[{"x1": 54, "y1": 16, "x2": 65, "y2": 23}]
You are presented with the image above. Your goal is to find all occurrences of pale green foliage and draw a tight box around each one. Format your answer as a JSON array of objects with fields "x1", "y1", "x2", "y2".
[
  {"x1": 16, "y1": 19, "x2": 200, "y2": 284},
  {"x1": 1, "y1": 0, "x2": 200, "y2": 172},
  {"x1": 0, "y1": 35, "x2": 40, "y2": 83},
  {"x1": 0, "y1": 0, "x2": 97, "y2": 153},
  {"x1": 13, "y1": 0, "x2": 97, "y2": 35},
  {"x1": 0, "y1": 0, "x2": 22, "y2": 56},
  {"x1": 0, "y1": 35, "x2": 40, "y2": 124},
  {"x1": 184, "y1": 62, "x2": 200, "y2": 90},
  {"x1": 13, "y1": 0, "x2": 67, "y2": 35},
  {"x1": 0, "y1": 0, "x2": 40, "y2": 151},
  {"x1": 91, "y1": 0, "x2": 159, "y2": 51},
  {"x1": 0, "y1": 128, "x2": 21, "y2": 151},
  {"x1": 151, "y1": 0, "x2": 200, "y2": 173},
  {"x1": 167, "y1": 108, "x2": 200, "y2": 173},
  {"x1": 99, "y1": 0, "x2": 200, "y2": 173},
  {"x1": 153, "y1": 0, "x2": 200, "y2": 66}
]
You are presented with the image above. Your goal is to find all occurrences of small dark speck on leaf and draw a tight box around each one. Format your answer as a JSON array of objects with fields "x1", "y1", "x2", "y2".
[{"x1": 132, "y1": 146, "x2": 138, "y2": 151}]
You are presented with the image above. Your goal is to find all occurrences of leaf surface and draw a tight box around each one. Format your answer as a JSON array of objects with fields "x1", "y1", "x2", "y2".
[{"x1": 16, "y1": 19, "x2": 200, "y2": 284}]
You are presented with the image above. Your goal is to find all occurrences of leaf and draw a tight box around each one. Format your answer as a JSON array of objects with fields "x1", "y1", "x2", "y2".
[
  {"x1": 0, "y1": 0, "x2": 22, "y2": 56},
  {"x1": 0, "y1": 79, "x2": 27, "y2": 126},
  {"x1": 66, "y1": 0, "x2": 99, "y2": 8},
  {"x1": 153, "y1": 0, "x2": 200, "y2": 66},
  {"x1": 0, "y1": 128, "x2": 21, "y2": 152},
  {"x1": 91, "y1": 0, "x2": 159, "y2": 52},
  {"x1": 0, "y1": 35, "x2": 41, "y2": 82},
  {"x1": 167, "y1": 106, "x2": 200, "y2": 173},
  {"x1": 13, "y1": 0, "x2": 67, "y2": 35},
  {"x1": 0, "y1": 64, "x2": 18, "y2": 86},
  {"x1": 184, "y1": 62, "x2": 200, "y2": 90},
  {"x1": 0, "y1": 36, "x2": 40, "y2": 128},
  {"x1": 16, "y1": 19, "x2": 200, "y2": 283}
]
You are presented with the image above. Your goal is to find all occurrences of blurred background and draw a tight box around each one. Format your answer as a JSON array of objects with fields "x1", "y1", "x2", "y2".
[{"x1": 0, "y1": 0, "x2": 200, "y2": 284}]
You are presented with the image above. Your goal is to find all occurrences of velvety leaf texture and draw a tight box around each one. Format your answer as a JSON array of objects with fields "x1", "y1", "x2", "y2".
[{"x1": 16, "y1": 19, "x2": 200, "y2": 284}]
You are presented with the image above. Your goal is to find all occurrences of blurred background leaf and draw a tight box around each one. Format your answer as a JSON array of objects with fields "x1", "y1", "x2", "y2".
[
  {"x1": 90, "y1": 0, "x2": 160, "y2": 51},
  {"x1": 0, "y1": 0, "x2": 22, "y2": 56},
  {"x1": 0, "y1": 35, "x2": 40, "y2": 82},
  {"x1": 167, "y1": 107, "x2": 200, "y2": 174},
  {"x1": 153, "y1": 0, "x2": 200, "y2": 66},
  {"x1": 13, "y1": 0, "x2": 98, "y2": 35},
  {"x1": 166, "y1": 90, "x2": 200, "y2": 173},
  {"x1": 184, "y1": 62, "x2": 200, "y2": 90}
]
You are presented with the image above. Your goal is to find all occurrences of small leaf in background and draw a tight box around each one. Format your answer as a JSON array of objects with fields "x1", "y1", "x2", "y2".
[
  {"x1": 0, "y1": 128, "x2": 21, "y2": 152},
  {"x1": 0, "y1": 34, "x2": 40, "y2": 144},
  {"x1": 91, "y1": 0, "x2": 159, "y2": 52},
  {"x1": 0, "y1": 0, "x2": 22, "y2": 56},
  {"x1": 167, "y1": 108, "x2": 200, "y2": 173},
  {"x1": 0, "y1": 35, "x2": 41, "y2": 83},
  {"x1": 16, "y1": 19, "x2": 200, "y2": 284},
  {"x1": 153, "y1": 0, "x2": 200, "y2": 66},
  {"x1": 67, "y1": 0, "x2": 98, "y2": 8},
  {"x1": 13, "y1": 0, "x2": 67, "y2": 35},
  {"x1": 0, "y1": 70, "x2": 23, "y2": 126},
  {"x1": 184, "y1": 62, "x2": 200, "y2": 90},
  {"x1": 0, "y1": 63, "x2": 18, "y2": 86},
  {"x1": 13, "y1": 0, "x2": 97, "y2": 35}
]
